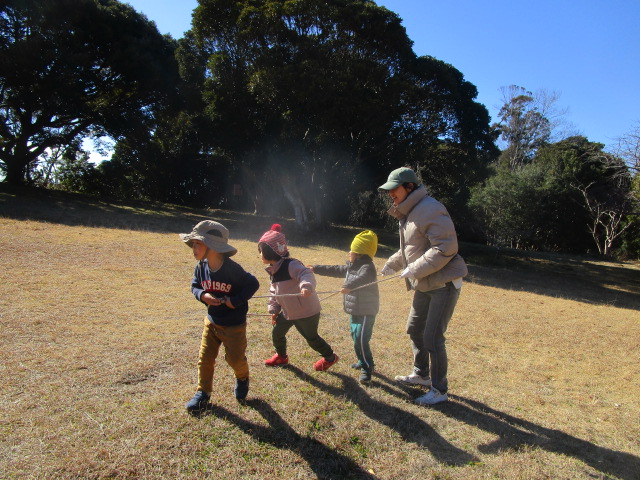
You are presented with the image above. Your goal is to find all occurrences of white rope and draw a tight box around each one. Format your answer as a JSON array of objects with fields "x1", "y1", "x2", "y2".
[
  {"x1": 249, "y1": 272, "x2": 403, "y2": 304},
  {"x1": 247, "y1": 273, "x2": 403, "y2": 317},
  {"x1": 252, "y1": 291, "x2": 336, "y2": 299}
]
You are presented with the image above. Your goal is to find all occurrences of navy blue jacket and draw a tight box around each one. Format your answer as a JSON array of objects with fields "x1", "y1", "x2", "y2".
[{"x1": 191, "y1": 258, "x2": 260, "y2": 326}]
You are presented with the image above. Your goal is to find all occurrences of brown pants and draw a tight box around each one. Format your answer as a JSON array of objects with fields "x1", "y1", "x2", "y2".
[{"x1": 197, "y1": 318, "x2": 249, "y2": 392}]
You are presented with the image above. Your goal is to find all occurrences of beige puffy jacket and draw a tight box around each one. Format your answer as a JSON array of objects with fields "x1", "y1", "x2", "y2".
[{"x1": 384, "y1": 186, "x2": 467, "y2": 292}]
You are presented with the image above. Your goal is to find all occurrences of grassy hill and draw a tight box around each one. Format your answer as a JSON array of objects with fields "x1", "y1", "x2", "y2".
[{"x1": 1, "y1": 186, "x2": 639, "y2": 479}]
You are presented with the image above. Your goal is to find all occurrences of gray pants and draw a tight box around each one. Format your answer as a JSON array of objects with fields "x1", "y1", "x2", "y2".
[{"x1": 406, "y1": 283, "x2": 460, "y2": 393}]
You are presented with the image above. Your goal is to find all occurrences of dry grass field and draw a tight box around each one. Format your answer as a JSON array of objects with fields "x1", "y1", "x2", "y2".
[{"x1": 1, "y1": 186, "x2": 639, "y2": 480}]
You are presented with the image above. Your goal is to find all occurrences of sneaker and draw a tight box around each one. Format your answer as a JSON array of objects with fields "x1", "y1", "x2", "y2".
[
  {"x1": 314, "y1": 354, "x2": 339, "y2": 371},
  {"x1": 350, "y1": 362, "x2": 362, "y2": 370},
  {"x1": 359, "y1": 369, "x2": 372, "y2": 383},
  {"x1": 264, "y1": 353, "x2": 289, "y2": 367},
  {"x1": 234, "y1": 377, "x2": 249, "y2": 401},
  {"x1": 394, "y1": 373, "x2": 432, "y2": 387},
  {"x1": 185, "y1": 391, "x2": 210, "y2": 413},
  {"x1": 415, "y1": 386, "x2": 448, "y2": 405}
]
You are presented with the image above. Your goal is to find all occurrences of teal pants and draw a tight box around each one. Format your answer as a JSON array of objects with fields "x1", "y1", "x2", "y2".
[
  {"x1": 350, "y1": 315, "x2": 376, "y2": 372},
  {"x1": 272, "y1": 313, "x2": 334, "y2": 359}
]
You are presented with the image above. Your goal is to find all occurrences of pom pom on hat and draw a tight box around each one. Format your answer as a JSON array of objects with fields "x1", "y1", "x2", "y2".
[
  {"x1": 351, "y1": 230, "x2": 378, "y2": 259},
  {"x1": 259, "y1": 223, "x2": 289, "y2": 257}
]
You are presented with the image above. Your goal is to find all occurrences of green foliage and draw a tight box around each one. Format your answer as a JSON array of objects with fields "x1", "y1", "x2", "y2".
[
  {"x1": 469, "y1": 162, "x2": 546, "y2": 249},
  {"x1": 186, "y1": 0, "x2": 497, "y2": 226},
  {"x1": 495, "y1": 86, "x2": 565, "y2": 169},
  {"x1": 348, "y1": 190, "x2": 393, "y2": 230},
  {"x1": 616, "y1": 215, "x2": 640, "y2": 260},
  {"x1": 2, "y1": 0, "x2": 498, "y2": 235},
  {"x1": 471, "y1": 136, "x2": 637, "y2": 256},
  {"x1": 0, "y1": 0, "x2": 180, "y2": 185}
]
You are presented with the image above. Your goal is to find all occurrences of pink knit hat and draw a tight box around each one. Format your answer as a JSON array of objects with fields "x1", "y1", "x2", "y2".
[{"x1": 259, "y1": 224, "x2": 289, "y2": 257}]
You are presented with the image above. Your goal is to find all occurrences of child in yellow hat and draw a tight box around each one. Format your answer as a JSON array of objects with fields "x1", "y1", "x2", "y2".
[{"x1": 310, "y1": 230, "x2": 380, "y2": 383}]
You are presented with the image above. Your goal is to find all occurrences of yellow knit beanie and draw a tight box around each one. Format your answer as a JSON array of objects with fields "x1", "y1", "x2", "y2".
[{"x1": 350, "y1": 230, "x2": 378, "y2": 259}]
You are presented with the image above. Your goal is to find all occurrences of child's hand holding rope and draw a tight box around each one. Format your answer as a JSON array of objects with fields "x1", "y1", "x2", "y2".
[{"x1": 202, "y1": 293, "x2": 235, "y2": 309}]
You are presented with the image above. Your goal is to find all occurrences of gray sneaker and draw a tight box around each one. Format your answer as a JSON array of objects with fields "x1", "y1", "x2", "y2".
[
  {"x1": 394, "y1": 373, "x2": 432, "y2": 387},
  {"x1": 359, "y1": 370, "x2": 371, "y2": 383},
  {"x1": 415, "y1": 386, "x2": 448, "y2": 405}
]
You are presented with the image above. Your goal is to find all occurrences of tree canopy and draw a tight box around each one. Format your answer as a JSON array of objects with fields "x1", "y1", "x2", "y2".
[
  {"x1": 180, "y1": 0, "x2": 497, "y2": 227},
  {"x1": 0, "y1": 0, "x2": 180, "y2": 185},
  {"x1": 470, "y1": 136, "x2": 636, "y2": 254}
]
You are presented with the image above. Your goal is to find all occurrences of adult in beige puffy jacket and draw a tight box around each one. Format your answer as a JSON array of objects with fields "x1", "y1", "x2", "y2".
[{"x1": 379, "y1": 167, "x2": 467, "y2": 405}]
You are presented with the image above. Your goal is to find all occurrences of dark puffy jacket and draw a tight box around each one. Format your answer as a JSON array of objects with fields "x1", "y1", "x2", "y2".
[{"x1": 313, "y1": 256, "x2": 379, "y2": 316}]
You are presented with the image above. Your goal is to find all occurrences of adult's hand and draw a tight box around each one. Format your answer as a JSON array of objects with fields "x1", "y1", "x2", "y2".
[
  {"x1": 380, "y1": 264, "x2": 395, "y2": 276},
  {"x1": 400, "y1": 267, "x2": 415, "y2": 279}
]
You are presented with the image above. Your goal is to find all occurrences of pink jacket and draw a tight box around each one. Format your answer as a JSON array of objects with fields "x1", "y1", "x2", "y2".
[{"x1": 265, "y1": 257, "x2": 322, "y2": 320}]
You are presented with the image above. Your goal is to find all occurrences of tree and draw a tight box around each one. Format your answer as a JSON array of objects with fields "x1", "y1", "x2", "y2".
[
  {"x1": 615, "y1": 121, "x2": 640, "y2": 175},
  {"x1": 470, "y1": 136, "x2": 636, "y2": 256},
  {"x1": 0, "y1": 0, "x2": 180, "y2": 185},
  {"x1": 185, "y1": 0, "x2": 497, "y2": 228},
  {"x1": 468, "y1": 162, "x2": 552, "y2": 249},
  {"x1": 575, "y1": 180, "x2": 635, "y2": 256},
  {"x1": 185, "y1": 0, "x2": 417, "y2": 227},
  {"x1": 495, "y1": 85, "x2": 572, "y2": 169},
  {"x1": 537, "y1": 137, "x2": 635, "y2": 255},
  {"x1": 399, "y1": 56, "x2": 498, "y2": 221},
  {"x1": 101, "y1": 109, "x2": 231, "y2": 206}
]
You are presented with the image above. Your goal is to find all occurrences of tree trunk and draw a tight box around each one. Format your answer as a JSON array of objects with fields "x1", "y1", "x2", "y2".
[
  {"x1": 280, "y1": 175, "x2": 308, "y2": 231},
  {"x1": 240, "y1": 166, "x2": 265, "y2": 215},
  {"x1": 3, "y1": 157, "x2": 28, "y2": 186}
]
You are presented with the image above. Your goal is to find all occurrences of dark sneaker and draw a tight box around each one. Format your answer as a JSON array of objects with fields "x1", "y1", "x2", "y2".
[
  {"x1": 234, "y1": 377, "x2": 249, "y2": 401},
  {"x1": 359, "y1": 369, "x2": 372, "y2": 383},
  {"x1": 314, "y1": 354, "x2": 339, "y2": 371},
  {"x1": 185, "y1": 391, "x2": 210, "y2": 413},
  {"x1": 265, "y1": 353, "x2": 289, "y2": 367}
]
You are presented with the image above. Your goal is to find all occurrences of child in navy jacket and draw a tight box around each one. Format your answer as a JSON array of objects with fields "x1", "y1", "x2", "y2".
[{"x1": 180, "y1": 220, "x2": 259, "y2": 413}]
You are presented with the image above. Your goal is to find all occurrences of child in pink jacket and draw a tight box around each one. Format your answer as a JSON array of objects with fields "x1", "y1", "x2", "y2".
[{"x1": 258, "y1": 224, "x2": 339, "y2": 371}]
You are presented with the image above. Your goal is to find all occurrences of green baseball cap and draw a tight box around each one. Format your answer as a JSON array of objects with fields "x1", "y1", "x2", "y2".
[{"x1": 378, "y1": 167, "x2": 419, "y2": 190}]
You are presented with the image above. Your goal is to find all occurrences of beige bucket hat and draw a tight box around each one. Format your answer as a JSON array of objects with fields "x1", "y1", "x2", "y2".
[{"x1": 179, "y1": 220, "x2": 237, "y2": 256}]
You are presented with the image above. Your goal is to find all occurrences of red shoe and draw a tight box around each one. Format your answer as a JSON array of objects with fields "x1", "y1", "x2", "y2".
[
  {"x1": 265, "y1": 353, "x2": 289, "y2": 367},
  {"x1": 314, "y1": 354, "x2": 339, "y2": 371}
]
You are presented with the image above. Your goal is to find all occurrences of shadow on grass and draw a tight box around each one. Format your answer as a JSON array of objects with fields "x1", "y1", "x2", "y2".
[
  {"x1": 193, "y1": 398, "x2": 378, "y2": 479},
  {"x1": 374, "y1": 374, "x2": 640, "y2": 480},
  {"x1": 458, "y1": 242, "x2": 640, "y2": 311},
  {"x1": 0, "y1": 184, "x2": 272, "y2": 241},
  {"x1": 284, "y1": 365, "x2": 478, "y2": 467},
  {"x1": 464, "y1": 262, "x2": 640, "y2": 311},
  {"x1": 2, "y1": 184, "x2": 638, "y2": 310},
  {"x1": 447, "y1": 395, "x2": 640, "y2": 480}
]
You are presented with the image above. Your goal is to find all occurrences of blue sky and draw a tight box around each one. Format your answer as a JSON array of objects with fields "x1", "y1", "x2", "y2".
[{"x1": 124, "y1": 0, "x2": 639, "y2": 150}]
